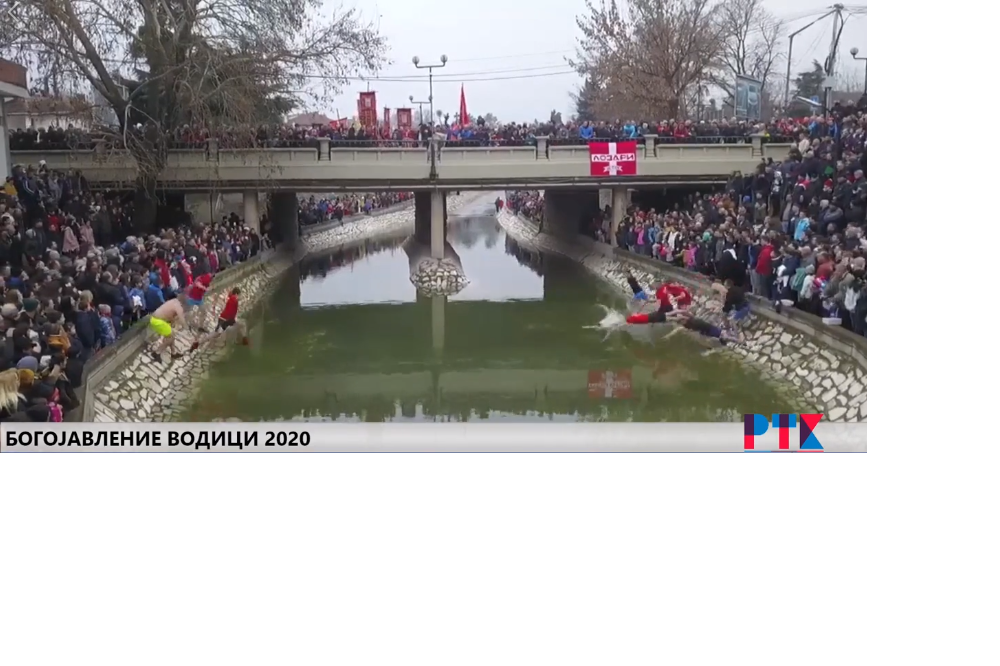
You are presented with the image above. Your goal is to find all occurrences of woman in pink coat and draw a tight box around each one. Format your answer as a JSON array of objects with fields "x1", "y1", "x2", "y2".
[{"x1": 62, "y1": 223, "x2": 80, "y2": 256}]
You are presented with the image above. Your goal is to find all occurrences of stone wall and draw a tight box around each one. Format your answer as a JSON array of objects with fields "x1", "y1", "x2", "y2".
[
  {"x1": 496, "y1": 209, "x2": 866, "y2": 423},
  {"x1": 302, "y1": 191, "x2": 486, "y2": 255}
]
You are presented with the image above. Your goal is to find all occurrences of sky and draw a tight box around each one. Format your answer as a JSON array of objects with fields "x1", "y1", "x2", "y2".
[{"x1": 319, "y1": 0, "x2": 867, "y2": 123}]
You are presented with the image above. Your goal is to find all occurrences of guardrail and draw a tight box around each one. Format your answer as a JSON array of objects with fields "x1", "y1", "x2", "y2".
[
  {"x1": 11, "y1": 133, "x2": 795, "y2": 152},
  {"x1": 12, "y1": 134, "x2": 790, "y2": 165}
]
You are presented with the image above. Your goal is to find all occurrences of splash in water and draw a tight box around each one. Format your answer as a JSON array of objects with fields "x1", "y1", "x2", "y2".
[{"x1": 583, "y1": 304, "x2": 628, "y2": 340}]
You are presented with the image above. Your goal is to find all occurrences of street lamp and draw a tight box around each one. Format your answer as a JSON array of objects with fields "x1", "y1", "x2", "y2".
[
  {"x1": 412, "y1": 55, "x2": 448, "y2": 178},
  {"x1": 850, "y1": 47, "x2": 867, "y2": 97},
  {"x1": 409, "y1": 95, "x2": 430, "y2": 125},
  {"x1": 412, "y1": 55, "x2": 448, "y2": 128}
]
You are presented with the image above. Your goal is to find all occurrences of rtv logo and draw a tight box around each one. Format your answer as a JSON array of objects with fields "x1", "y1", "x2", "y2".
[{"x1": 743, "y1": 414, "x2": 824, "y2": 451}]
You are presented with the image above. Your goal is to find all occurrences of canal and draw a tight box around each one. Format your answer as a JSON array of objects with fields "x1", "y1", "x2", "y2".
[{"x1": 185, "y1": 198, "x2": 796, "y2": 422}]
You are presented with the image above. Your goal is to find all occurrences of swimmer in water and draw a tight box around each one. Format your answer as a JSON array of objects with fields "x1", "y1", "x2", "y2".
[
  {"x1": 624, "y1": 281, "x2": 692, "y2": 324},
  {"x1": 662, "y1": 310, "x2": 738, "y2": 346},
  {"x1": 626, "y1": 272, "x2": 650, "y2": 301}
]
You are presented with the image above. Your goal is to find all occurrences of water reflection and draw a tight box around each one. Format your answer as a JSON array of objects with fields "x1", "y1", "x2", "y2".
[
  {"x1": 504, "y1": 234, "x2": 545, "y2": 277},
  {"x1": 300, "y1": 236, "x2": 408, "y2": 281},
  {"x1": 188, "y1": 209, "x2": 800, "y2": 422}
]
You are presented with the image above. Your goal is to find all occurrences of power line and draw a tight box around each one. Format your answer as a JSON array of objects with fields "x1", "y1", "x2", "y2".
[
  {"x1": 363, "y1": 63, "x2": 572, "y2": 81},
  {"x1": 446, "y1": 49, "x2": 573, "y2": 63},
  {"x1": 305, "y1": 70, "x2": 579, "y2": 84}
]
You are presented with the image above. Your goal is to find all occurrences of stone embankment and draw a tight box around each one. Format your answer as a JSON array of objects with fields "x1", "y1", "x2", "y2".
[
  {"x1": 89, "y1": 253, "x2": 292, "y2": 422},
  {"x1": 496, "y1": 208, "x2": 866, "y2": 423},
  {"x1": 303, "y1": 192, "x2": 487, "y2": 254}
]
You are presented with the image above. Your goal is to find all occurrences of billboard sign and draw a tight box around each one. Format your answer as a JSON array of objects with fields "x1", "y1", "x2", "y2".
[{"x1": 734, "y1": 75, "x2": 762, "y2": 121}]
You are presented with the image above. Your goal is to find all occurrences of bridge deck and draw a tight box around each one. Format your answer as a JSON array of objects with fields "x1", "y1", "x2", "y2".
[{"x1": 10, "y1": 140, "x2": 795, "y2": 191}]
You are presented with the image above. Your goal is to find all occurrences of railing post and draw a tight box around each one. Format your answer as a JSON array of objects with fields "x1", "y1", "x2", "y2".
[
  {"x1": 750, "y1": 133, "x2": 764, "y2": 157},
  {"x1": 643, "y1": 133, "x2": 657, "y2": 159},
  {"x1": 207, "y1": 138, "x2": 219, "y2": 162},
  {"x1": 535, "y1": 135, "x2": 548, "y2": 160},
  {"x1": 318, "y1": 137, "x2": 330, "y2": 161}
]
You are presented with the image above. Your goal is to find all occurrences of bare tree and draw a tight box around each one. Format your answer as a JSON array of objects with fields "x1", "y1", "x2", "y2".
[
  {"x1": 2, "y1": 0, "x2": 386, "y2": 231},
  {"x1": 570, "y1": 0, "x2": 723, "y2": 120},
  {"x1": 713, "y1": 0, "x2": 784, "y2": 101},
  {"x1": 838, "y1": 67, "x2": 866, "y2": 93}
]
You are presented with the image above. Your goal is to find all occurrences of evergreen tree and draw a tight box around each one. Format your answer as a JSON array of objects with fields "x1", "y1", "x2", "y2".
[
  {"x1": 572, "y1": 78, "x2": 600, "y2": 122},
  {"x1": 793, "y1": 60, "x2": 826, "y2": 101}
]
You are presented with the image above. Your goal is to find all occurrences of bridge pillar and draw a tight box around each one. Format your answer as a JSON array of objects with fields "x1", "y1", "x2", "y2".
[
  {"x1": 611, "y1": 187, "x2": 628, "y2": 241},
  {"x1": 430, "y1": 191, "x2": 446, "y2": 259},
  {"x1": 543, "y1": 190, "x2": 599, "y2": 238},
  {"x1": 243, "y1": 190, "x2": 260, "y2": 234},
  {"x1": 431, "y1": 294, "x2": 446, "y2": 356},
  {"x1": 269, "y1": 192, "x2": 300, "y2": 250},
  {"x1": 415, "y1": 191, "x2": 448, "y2": 257},
  {"x1": 185, "y1": 193, "x2": 217, "y2": 226},
  {"x1": 414, "y1": 191, "x2": 432, "y2": 244}
]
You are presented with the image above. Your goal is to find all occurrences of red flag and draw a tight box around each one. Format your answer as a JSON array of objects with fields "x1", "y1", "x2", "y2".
[
  {"x1": 459, "y1": 85, "x2": 469, "y2": 126},
  {"x1": 588, "y1": 141, "x2": 637, "y2": 177}
]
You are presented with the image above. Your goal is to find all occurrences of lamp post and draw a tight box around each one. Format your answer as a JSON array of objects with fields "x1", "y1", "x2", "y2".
[
  {"x1": 409, "y1": 95, "x2": 429, "y2": 126},
  {"x1": 413, "y1": 55, "x2": 447, "y2": 178},
  {"x1": 850, "y1": 47, "x2": 867, "y2": 98}
]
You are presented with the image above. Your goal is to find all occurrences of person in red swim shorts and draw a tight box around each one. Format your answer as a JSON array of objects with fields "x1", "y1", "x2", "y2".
[{"x1": 626, "y1": 282, "x2": 693, "y2": 324}]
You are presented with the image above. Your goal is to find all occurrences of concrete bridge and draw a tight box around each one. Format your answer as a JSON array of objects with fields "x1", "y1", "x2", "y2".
[
  {"x1": 11, "y1": 137, "x2": 794, "y2": 259},
  {"x1": 10, "y1": 137, "x2": 794, "y2": 192}
]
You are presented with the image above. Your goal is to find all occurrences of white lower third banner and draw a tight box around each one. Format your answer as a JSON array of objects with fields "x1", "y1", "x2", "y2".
[{"x1": 1, "y1": 423, "x2": 867, "y2": 452}]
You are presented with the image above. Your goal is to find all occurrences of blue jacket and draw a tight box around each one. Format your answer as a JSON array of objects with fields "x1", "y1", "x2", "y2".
[
  {"x1": 128, "y1": 287, "x2": 147, "y2": 311},
  {"x1": 794, "y1": 218, "x2": 811, "y2": 242},
  {"x1": 144, "y1": 284, "x2": 165, "y2": 311},
  {"x1": 579, "y1": 126, "x2": 594, "y2": 139},
  {"x1": 622, "y1": 124, "x2": 637, "y2": 139}
]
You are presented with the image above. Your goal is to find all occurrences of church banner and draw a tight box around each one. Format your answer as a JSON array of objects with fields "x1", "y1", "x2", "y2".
[
  {"x1": 589, "y1": 141, "x2": 637, "y2": 177},
  {"x1": 357, "y1": 91, "x2": 378, "y2": 128},
  {"x1": 396, "y1": 108, "x2": 412, "y2": 130}
]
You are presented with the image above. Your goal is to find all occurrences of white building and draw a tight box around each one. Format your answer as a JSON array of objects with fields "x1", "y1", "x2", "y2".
[
  {"x1": 1, "y1": 58, "x2": 31, "y2": 177},
  {"x1": 3, "y1": 95, "x2": 94, "y2": 131}
]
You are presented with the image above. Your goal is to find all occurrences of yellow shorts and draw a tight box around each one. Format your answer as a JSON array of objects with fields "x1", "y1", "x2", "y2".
[{"x1": 149, "y1": 317, "x2": 172, "y2": 337}]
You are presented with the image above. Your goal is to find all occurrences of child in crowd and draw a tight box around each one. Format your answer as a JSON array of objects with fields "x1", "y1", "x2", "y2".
[
  {"x1": 190, "y1": 287, "x2": 249, "y2": 351},
  {"x1": 97, "y1": 304, "x2": 117, "y2": 348}
]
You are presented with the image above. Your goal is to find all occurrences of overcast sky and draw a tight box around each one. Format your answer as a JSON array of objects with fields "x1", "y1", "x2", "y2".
[{"x1": 319, "y1": 0, "x2": 867, "y2": 122}]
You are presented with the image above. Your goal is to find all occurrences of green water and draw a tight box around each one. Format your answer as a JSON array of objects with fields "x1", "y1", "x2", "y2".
[{"x1": 185, "y1": 204, "x2": 796, "y2": 422}]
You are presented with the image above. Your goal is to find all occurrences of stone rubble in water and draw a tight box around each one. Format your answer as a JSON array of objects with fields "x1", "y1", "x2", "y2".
[
  {"x1": 495, "y1": 206, "x2": 866, "y2": 423},
  {"x1": 410, "y1": 257, "x2": 469, "y2": 297}
]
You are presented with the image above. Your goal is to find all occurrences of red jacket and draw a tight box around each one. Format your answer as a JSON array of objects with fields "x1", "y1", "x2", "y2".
[
  {"x1": 755, "y1": 245, "x2": 774, "y2": 275},
  {"x1": 219, "y1": 293, "x2": 239, "y2": 321}
]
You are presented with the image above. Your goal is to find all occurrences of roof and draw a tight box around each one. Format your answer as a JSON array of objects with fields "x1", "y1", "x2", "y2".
[
  {"x1": 6, "y1": 96, "x2": 92, "y2": 116},
  {"x1": 288, "y1": 112, "x2": 334, "y2": 126}
]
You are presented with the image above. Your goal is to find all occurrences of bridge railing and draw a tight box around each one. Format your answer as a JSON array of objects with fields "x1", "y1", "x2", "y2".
[{"x1": 11, "y1": 135, "x2": 794, "y2": 169}]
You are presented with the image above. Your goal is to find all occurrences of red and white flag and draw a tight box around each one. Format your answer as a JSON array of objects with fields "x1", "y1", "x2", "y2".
[
  {"x1": 589, "y1": 141, "x2": 638, "y2": 177},
  {"x1": 588, "y1": 370, "x2": 633, "y2": 399}
]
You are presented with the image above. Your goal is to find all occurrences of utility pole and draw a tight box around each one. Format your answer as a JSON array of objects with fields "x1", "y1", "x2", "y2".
[
  {"x1": 823, "y1": 4, "x2": 846, "y2": 114},
  {"x1": 784, "y1": 7, "x2": 839, "y2": 109}
]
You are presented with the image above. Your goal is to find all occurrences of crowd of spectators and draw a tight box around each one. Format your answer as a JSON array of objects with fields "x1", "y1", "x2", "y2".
[
  {"x1": 1, "y1": 160, "x2": 267, "y2": 422},
  {"x1": 10, "y1": 102, "x2": 866, "y2": 153},
  {"x1": 298, "y1": 192, "x2": 414, "y2": 227},
  {"x1": 505, "y1": 105, "x2": 866, "y2": 337}
]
